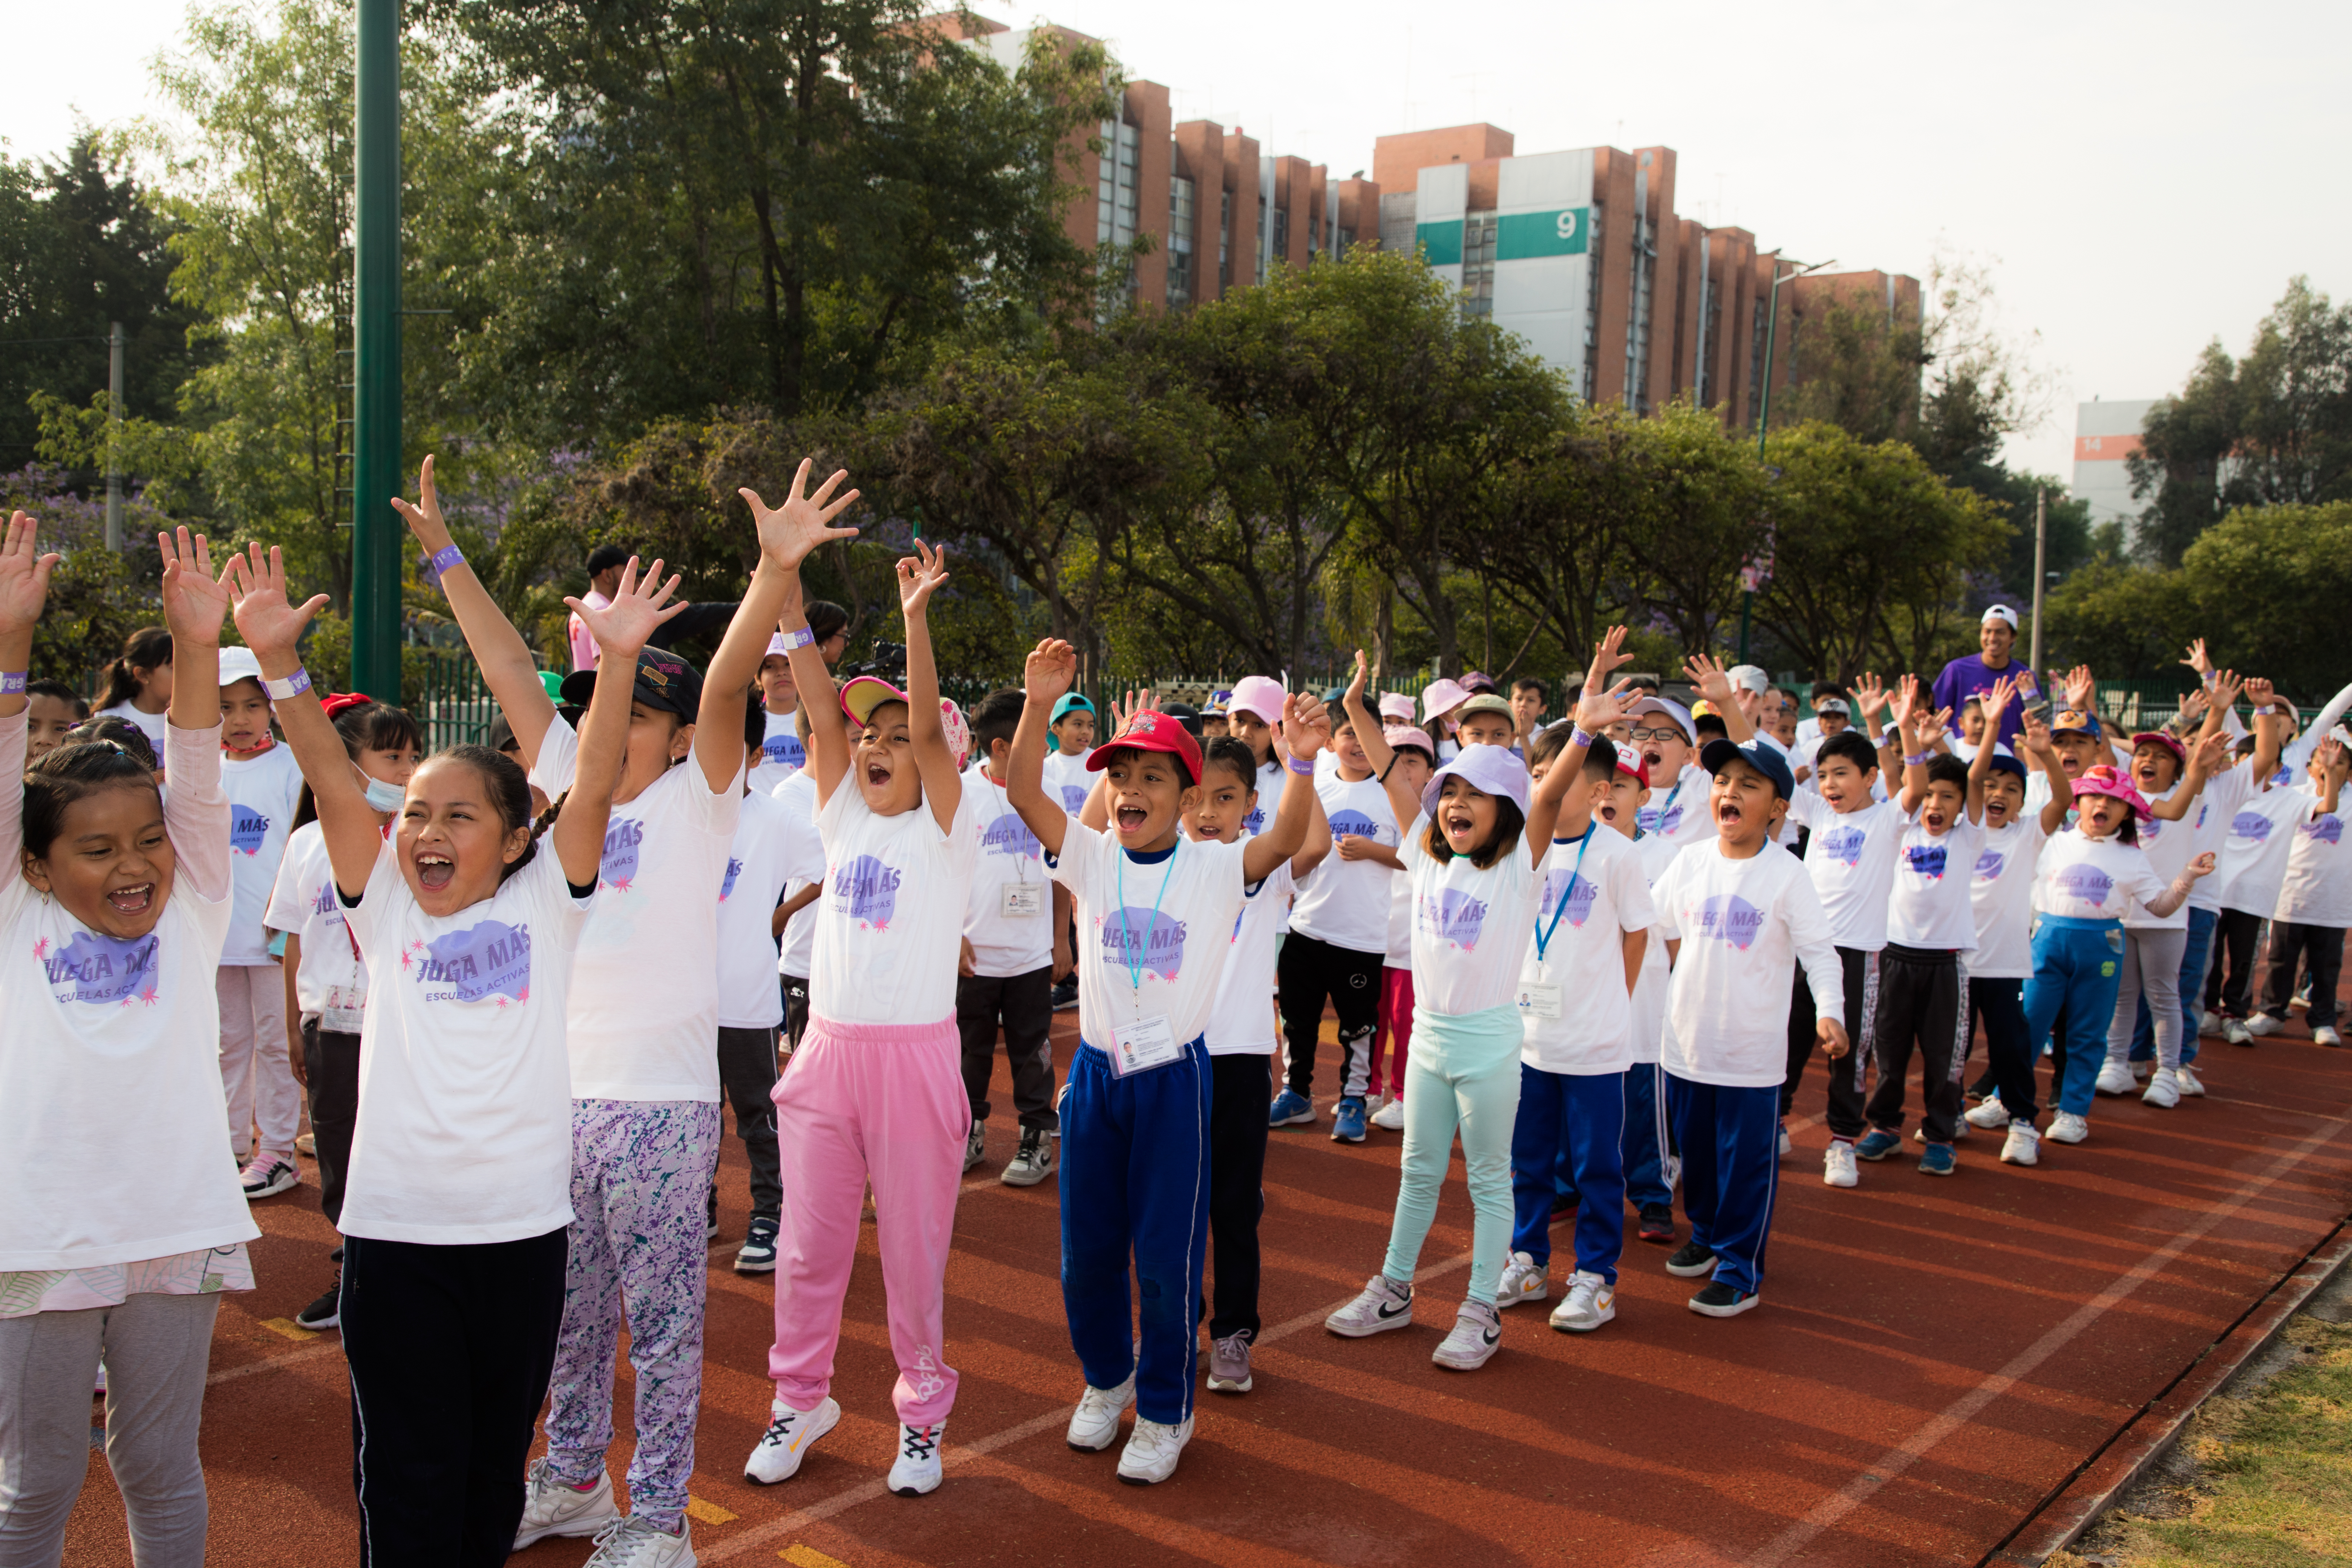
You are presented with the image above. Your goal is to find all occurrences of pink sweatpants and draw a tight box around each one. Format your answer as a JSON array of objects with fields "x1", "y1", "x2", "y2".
[
  {"x1": 1366, "y1": 965, "x2": 1416, "y2": 1100},
  {"x1": 768, "y1": 1012, "x2": 966, "y2": 1426}
]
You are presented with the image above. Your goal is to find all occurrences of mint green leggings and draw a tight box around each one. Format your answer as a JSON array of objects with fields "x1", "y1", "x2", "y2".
[{"x1": 1380, "y1": 1003, "x2": 1525, "y2": 1303}]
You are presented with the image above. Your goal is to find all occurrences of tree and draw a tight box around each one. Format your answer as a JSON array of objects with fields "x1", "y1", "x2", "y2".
[{"x1": 1616, "y1": 400, "x2": 1769, "y2": 655}]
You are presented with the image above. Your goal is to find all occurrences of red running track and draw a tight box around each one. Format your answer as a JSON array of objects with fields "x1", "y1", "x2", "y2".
[{"x1": 62, "y1": 1012, "x2": 2352, "y2": 1567}]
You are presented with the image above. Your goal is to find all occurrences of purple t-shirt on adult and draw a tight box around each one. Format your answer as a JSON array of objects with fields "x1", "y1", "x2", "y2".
[{"x1": 1931, "y1": 654, "x2": 2037, "y2": 748}]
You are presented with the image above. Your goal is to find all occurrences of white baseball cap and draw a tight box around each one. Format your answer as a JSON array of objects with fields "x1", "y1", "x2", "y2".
[
  {"x1": 1726, "y1": 664, "x2": 1769, "y2": 695},
  {"x1": 1981, "y1": 604, "x2": 2020, "y2": 629},
  {"x1": 218, "y1": 645, "x2": 266, "y2": 689}
]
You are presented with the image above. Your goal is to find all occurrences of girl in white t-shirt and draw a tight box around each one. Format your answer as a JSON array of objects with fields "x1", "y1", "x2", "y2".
[
  {"x1": 1326, "y1": 643, "x2": 1629, "y2": 1372},
  {"x1": 1367, "y1": 727, "x2": 1436, "y2": 1132},
  {"x1": 0, "y1": 523, "x2": 251, "y2": 1568},
  {"x1": 747, "y1": 518, "x2": 982, "y2": 1504},
  {"x1": 92, "y1": 623, "x2": 174, "y2": 760},
  {"x1": 229, "y1": 527, "x2": 652, "y2": 1565}
]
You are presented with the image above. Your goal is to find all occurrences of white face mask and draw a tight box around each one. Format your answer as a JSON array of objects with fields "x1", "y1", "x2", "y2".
[{"x1": 362, "y1": 775, "x2": 407, "y2": 813}]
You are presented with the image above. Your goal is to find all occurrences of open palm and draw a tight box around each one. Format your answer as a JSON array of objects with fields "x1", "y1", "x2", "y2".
[
  {"x1": 0, "y1": 512, "x2": 60, "y2": 638},
  {"x1": 741, "y1": 459, "x2": 861, "y2": 570},
  {"x1": 227, "y1": 545, "x2": 331, "y2": 658},
  {"x1": 158, "y1": 528, "x2": 235, "y2": 645},
  {"x1": 567, "y1": 557, "x2": 683, "y2": 661}
]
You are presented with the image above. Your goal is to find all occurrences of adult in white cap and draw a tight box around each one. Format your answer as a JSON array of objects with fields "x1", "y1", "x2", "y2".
[
  {"x1": 1931, "y1": 605, "x2": 2037, "y2": 751},
  {"x1": 747, "y1": 629, "x2": 808, "y2": 794}
]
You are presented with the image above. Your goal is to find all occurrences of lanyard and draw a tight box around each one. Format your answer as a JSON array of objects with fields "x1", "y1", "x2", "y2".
[
  {"x1": 1116, "y1": 839, "x2": 1181, "y2": 996},
  {"x1": 1533, "y1": 823, "x2": 1597, "y2": 963}
]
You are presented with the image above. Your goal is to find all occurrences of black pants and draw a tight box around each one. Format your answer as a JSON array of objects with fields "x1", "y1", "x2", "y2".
[
  {"x1": 2265, "y1": 922, "x2": 2345, "y2": 1029},
  {"x1": 344, "y1": 1228, "x2": 567, "y2": 1568},
  {"x1": 1202, "y1": 1053, "x2": 1271, "y2": 1341},
  {"x1": 2205, "y1": 907, "x2": 2265, "y2": 1017},
  {"x1": 715, "y1": 1026, "x2": 783, "y2": 1220},
  {"x1": 1970, "y1": 976, "x2": 2038, "y2": 1126},
  {"x1": 1783, "y1": 946, "x2": 1877, "y2": 1140},
  {"x1": 1866, "y1": 945, "x2": 1966, "y2": 1145},
  {"x1": 780, "y1": 973, "x2": 811, "y2": 1052},
  {"x1": 957, "y1": 965, "x2": 1059, "y2": 1130},
  {"x1": 1277, "y1": 933, "x2": 1382, "y2": 1099},
  {"x1": 301, "y1": 1021, "x2": 362, "y2": 1227}
]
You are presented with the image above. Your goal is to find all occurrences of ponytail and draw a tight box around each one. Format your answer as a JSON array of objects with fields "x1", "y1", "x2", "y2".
[
  {"x1": 530, "y1": 787, "x2": 570, "y2": 847},
  {"x1": 99, "y1": 627, "x2": 173, "y2": 710}
]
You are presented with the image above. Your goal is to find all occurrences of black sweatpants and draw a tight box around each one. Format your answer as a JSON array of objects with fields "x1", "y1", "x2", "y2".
[
  {"x1": 344, "y1": 1227, "x2": 567, "y2": 1568},
  {"x1": 715, "y1": 1025, "x2": 783, "y2": 1220},
  {"x1": 2205, "y1": 907, "x2": 2265, "y2": 1017},
  {"x1": 1202, "y1": 1053, "x2": 1272, "y2": 1341},
  {"x1": 2264, "y1": 922, "x2": 2345, "y2": 1030},
  {"x1": 1277, "y1": 932, "x2": 1383, "y2": 1100},
  {"x1": 1783, "y1": 945, "x2": 1877, "y2": 1140},
  {"x1": 1970, "y1": 975, "x2": 2039, "y2": 1126},
  {"x1": 957, "y1": 965, "x2": 1059, "y2": 1132},
  {"x1": 780, "y1": 972, "x2": 811, "y2": 1052},
  {"x1": 300, "y1": 1021, "x2": 362, "y2": 1227},
  {"x1": 1866, "y1": 945, "x2": 1967, "y2": 1145}
]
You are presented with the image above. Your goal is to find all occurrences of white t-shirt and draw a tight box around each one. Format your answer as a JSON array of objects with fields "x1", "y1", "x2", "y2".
[
  {"x1": 1203, "y1": 860, "x2": 1294, "y2": 1055},
  {"x1": 1784, "y1": 793, "x2": 1905, "y2": 952},
  {"x1": 1887, "y1": 808, "x2": 1984, "y2": 951},
  {"x1": 2273, "y1": 792, "x2": 2349, "y2": 927},
  {"x1": 773, "y1": 770, "x2": 822, "y2": 979},
  {"x1": 1289, "y1": 773, "x2": 1400, "y2": 955},
  {"x1": 1635, "y1": 763, "x2": 1717, "y2": 855},
  {"x1": 717, "y1": 789, "x2": 814, "y2": 1030},
  {"x1": 1628, "y1": 831, "x2": 1681, "y2": 1064},
  {"x1": 1968, "y1": 818, "x2": 2048, "y2": 979},
  {"x1": 1042, "y1": 748, "x2": 1096, "y2": 817},
  {"x1": 2187, "y1": 762, "x2": 2257, "y2": 914},
  {"x1": 2033, "y1": 830, "x2": 2168, "y2": 922},
  {"x1": 0, "y1": 715, "x2": 254, "y2": 1271},
  {"x1": 1403, "y1": 830, "x2": 1541, "y2": 1018},
  {"x1": 1383, "y1": 864, "x2": 1414, "y2": 969},
  {"x1": 963, "y1": 765, "x2": 1054, "y2": 977},
  {"x1": 1651, "y1": 839, "x2": 1842, "y2": 1088},
  {"x1": 1243, "y1": 759, "x2": 1282, "y2": 838},
  {"x1": 747, "y1": 708, "x2": 807, "y2": 796},
  {"x1": 219, "y1": 742, "x2": 305, "y2": 965},
  {"x1": 2124, "y1": 782, "x2": 2199, "y2": 932},
  {"x1": 531, "y1": 717, "x2": 742, "y2": 1102},
  {"x1": 809, "y1": 782, "x2": 980, "y2": 1027},
  {"x1": 97, "y1": 700, "x2": 169, "y2": 757},
  {"x1": 1517, "y1": 825, "x2": 1657, "y2": 1074},
  {"x1": 1047, "y1": 827, "x2": 1248, "y2": 1054},
  {"x1": 338, "y1": 838, "x2": 592, "y2": 1245},
  {"x1": 2217, "y1": 778, "x2": 2311, "y2": 917},
  {"x1": 265, "y1": 821, "x2": 367, "y2": 1021}
]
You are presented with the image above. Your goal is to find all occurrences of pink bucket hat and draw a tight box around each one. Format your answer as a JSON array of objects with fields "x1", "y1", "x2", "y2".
[
  {"x1": 2072, "y1": 764, "x2": 2151, "y2": 821},
  {"x1": 1227, "y1": 675, "x2": 1286, "y2": 726},
  {"x1": 1384, "y1": 724, "x2": 1437, "y2": 760},
  {"x1": 1422, "y1": 678, "x2": 1471, "y2": 723},
  {"x1": 1378, "y1": 692, "x2": 1417, "y2": 723},
  {"x1": 1419, "y1": 742, "x2": 1532, "y2": 818}
]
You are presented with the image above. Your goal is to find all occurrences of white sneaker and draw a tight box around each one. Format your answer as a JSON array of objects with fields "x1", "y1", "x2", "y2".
[
  {"x1": 1431, "y1": 1299, "x2": 1504, "y2": 1370},
  {"x1": 1496, "y1": 1251, "x2": 1547, "y2": 1308},
  {"x1": 2046, "y1": 1111, "x2": 2090, "y2": 1145},
  {"x1": 962, "y1": 1119, "x2": 986, "y2": 1173},
  {"x1": 2246, "y1": 1013, "x2": 2283, "y2": 1037},
  {"x1": 2175, "y1": 1064, "x2": 2206, "y2": 1096},
  {"x1": 240, "y1": 1155, "x2": 300, "y2": 1199},
  {"x1": 1065, "y1": 1373, "x2": 1135, "y2": 1452},
  {"x1": 1115, "y1": 1414, "x2": 1193, "y2": 1485},
  {"x1": 1914, "y1": 1121, "x2": 1968, "y2": 1142},
  {"x1": 2200, "y1": 1010, "x2": 2222, "y2": 1037},
  {"x1": 2132, "y1": 1061, "x2": 2153, "y2": 1084},
  {"x1": 2316, "y1": 1027, "x2": 2344, "y2": 1049},
  {"x1": 1324, "y1": 1274, "x2": 1415, "y2": 1337},
  {"x1": 2225, "y1": 1019, "x2": 2254, "y2": 1046},
  {"x1": 2094, "y1": 1060, "x2": 2136, "y2": 1095},
  {"x1": 1778, "y1": 1122, "x2": 1792, "y2": 1157},
  {"x1": 888, "y1": 1421, "x2": 943, "y2": 1497},
  {"x1": 744, "y1": 1396, "x2": 840, "y2": 1484},
  {"x1": 1963, "y1": 1098, "x2": 2012, "y2": 1131},
  {"x1": 1369, "y1": 1095, "x2": 1406, "y2": 1131},
  {"x1": 582, "y1": 1516, "x2": 693, "y2": 1567},
  {"x1": 2000, "y1": 1123, "x2": 2040, "y2": 1166},
  {"x1": 515, "y1": 1457, "x2": 621, "y2": 1547},
  {"x1": 1822, "y1": 1141, "x2": 1859, "y2": 1189},
  {"x1": 2141, "y1": 1068, "x2": 2182, "y2": 1109},
  {"x1": 1549, "y1": 1271, "x2": 1616, "y2": 1334}
]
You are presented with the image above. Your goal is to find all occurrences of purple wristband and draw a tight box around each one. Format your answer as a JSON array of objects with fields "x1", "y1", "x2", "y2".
[
  {"x1": 1286, "y1": 755, "x2": 1315, "y2": 776},
  {"x1": 781, "y1": 625, "x2": 815, "y2": 651},
  {"x1": 0, "y1": 671, "x2": 24, "y2": 696},
  {"x1": 429, "y1": 543, "x2": 464, "y2": 576},
  {"x1": 262, "y1": 667, "x2": 312, "y2": 701},
  {"x1": 1569, "y1": 727, "x2": 1596, "y2": 750}
]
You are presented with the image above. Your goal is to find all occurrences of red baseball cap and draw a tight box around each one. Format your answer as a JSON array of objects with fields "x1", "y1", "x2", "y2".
[{"x1": 1088, "y1": 709, "x2": 1204, "y2": 786}]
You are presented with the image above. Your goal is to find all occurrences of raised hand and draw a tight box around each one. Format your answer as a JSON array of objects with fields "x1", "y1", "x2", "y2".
[
  {"x1": 1575, "y1": 677, "x2": 1638, "y2": 735},
  {"x1": 389, "y1": 455, "x2": 455, "y2": 552},
  {"x1": 2181, "y1": 637, "x2": 2213, "y2": 678},
  {"x1": 1024, "y1": 639, "x2": 1076, "y2": 705},
  {"x1": 1682, "y1": 652, "x2": 1736, "y2": 710},
  {"x1": 1983, "y1": 673, "x2": 2017, "y2": 726},
  {"x1": 1109, "y1": 687, "x2": 1162, "y2": 735},
  {"x1": 1285, "y1": 691, "x2": 1332, "y2": 758},
  {"x1": 157, "y1": 526, "x2": 234, "y2": 647},
  {"x1": 2061, "y1": 664, "x2": 2095, "y2": 713},
  {"x1": 896, "y1": 538, "x2": 949, "y2": 618},
  {"x1": 226, "y1": 545, "x2": 332, "y2": 661},
  {"x1": 1585, "y1": 625, "x2": 1632, "y2": 694},
  {"x1": 2023, "y1": 711, "x2": 2056, "y2": 759},
  {"x1": 566, "y1": 557, "x2": 683, "y2": 662},
  {"x1": 0, "y1": 511, "x2": 60, "y2": 639},
  {"x1": 1890, "y1": 674, "x2": 1921, "y2": 733},
  {"x1": 2191, "y1": 730, "x2": 2232, "y2": 777},
  {"x1": 1345, "y1": 649, "x2": 1372, "y2": 709},
  {"x1": 2244, "y1": 676, "x2": 2277, "y2": 710},
  {"x1": 1852, "y1": 672, "x2": 1889, "y2": 724},
  {"x1": 2323, "y1": 738, "x2": 2351, "y2": 783},
  {"x1": 740, "y1": 458, "x2": 861, "y2": 571},
  {"x1": 2210, "y1": 668, "x2": 2245, "y2": 712}
]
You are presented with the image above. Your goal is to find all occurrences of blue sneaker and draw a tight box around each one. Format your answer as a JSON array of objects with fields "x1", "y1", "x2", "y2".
[
  {"x1": 1331, "y1": 1097, "x2": 1368, "y2": 1144},
  {"x1": 1919, "y1": 1142, "x2": 1957, "y2": 1177},
  {"x1": 1854, "y1": 1129, "x2": 1902, "y2": 1162},
  {"x1": 1268, "y1": 1089, "x2": 1316, "y2": 1128}
]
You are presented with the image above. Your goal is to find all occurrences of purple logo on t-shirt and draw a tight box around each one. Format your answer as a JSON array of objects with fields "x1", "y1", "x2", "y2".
[
  {"x1": 1974, "y1": 849, "x2": 2005, "y2": 881},
  {"x1": 982, "y1": 814, "x2": 1040, "y2": 859},
  {"x1": 2232, "y1": 811, "x2": 2273, "y2": 844},
  {"x1": 1421, "y1": 888, "x2": 1491, "y2": 949},
  {"x1": 1100, "y1": 908, "x2": 1188, "y2": 980},
  {"x1": 761, "y1": 731, "x2": 805, "y2": 770},
  {"x1": 42, "y1": 930, "x2": 159, "y2": 1006},
  {"x1": 601, "y1": 818, "x2": 643, "y2": 891},
  {"x1": 1540, "y1": 869, "x2": 1597, "y2": 929},
  {"x1": 312, "y1": 879, "x2": 338, "y2": 916},
  {"x1": 229, "y1": 804, "x2": 271, "y2": 856},
  {"x1": 1819, "y1": 824, "x2": 1868, "y2": 867},
  {"x1": 1659, "y1": 803, "x2": 1687, "y2": 835},
  {"x1": 1059, "y1": 784, "x2": 1090, "y2": 813},
  {"x1": 1905, "y1": 843, "x2": 1949, "y2": 880},
  {"x1": 1242, "y1": 805, "x2": 1266, "y2": 835},
  {"x1": 1694, "y1": 894, "x2": 1766, "y2": 951},
  {"x1": 411, "y1": 920, "x2": 532, "y2": 1003},
  {"x1": 2306, "y1": 815, "x2": 2343, "y2": 845},
  {"x1": 1637, "y1": 804, "x2": 1661, "y2": 833},
  {"x1": 2143, "y1": 818, "x2": 2163, "y2": 844},
  {"x1": 834, "y1": 855, "x2": 903, "y2": 930},
  {"x1": 1329, "y1": 809, "x2": 1378, "y2": 842},
  {"x1": 2052, "y1": 864, "x2": 2114, "y2": 906},
  {"x1": 720, "y1": 856, "x2": 743, "y2": 901}
]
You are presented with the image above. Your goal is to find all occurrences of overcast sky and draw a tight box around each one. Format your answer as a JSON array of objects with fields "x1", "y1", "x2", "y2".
[{"x1": 10, "y1": 0, "x2": 2347, "y2": 481}]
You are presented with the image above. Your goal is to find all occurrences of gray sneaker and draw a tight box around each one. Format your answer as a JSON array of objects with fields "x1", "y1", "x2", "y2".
[
  {"x1": 1207, "y1": 1331, "x2": 1253, "y2": 1393},
  {"x1": 1000, "y1": 1127, "x2": 1056, "y2": 1187},
  {"x1": 962, "y1": 1119, "x2": 986, "y2": 1173},
  {"x1": 1324, "y1": 1274, "x2": 1414, "y2": 1337},
  {"x1": 513, "y1": 1456, "x2": 620, "y2": 1548},
  {"x1": 1432, "y1": 1298, "x2": 1504, "y2": 1370}
]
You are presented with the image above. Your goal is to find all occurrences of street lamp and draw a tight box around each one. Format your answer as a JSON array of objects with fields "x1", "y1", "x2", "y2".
[{"x1": 1738, "y1": 256, "x2": 1835, "y2": 662}]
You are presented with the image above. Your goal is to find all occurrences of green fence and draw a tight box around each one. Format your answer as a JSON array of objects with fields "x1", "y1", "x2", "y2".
[{"x1": 409, "y1": 645, "x2": 560, "y2": 752}]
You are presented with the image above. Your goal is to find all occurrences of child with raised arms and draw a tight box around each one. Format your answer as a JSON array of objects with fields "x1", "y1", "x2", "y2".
[
  {"x1": 2256, "y1": 738, "x2": 2350, "y2": 1049},
  {"x1": 228, "y1": 531, "x2": 658, "y2": 1562},
  {"x1": 0, "y1": 524, "x2": 254, "y2": 1568},
  {"x1": 1324, "y1": 644, "x2": 1628, "y2": 1369},
  {"x1": 1600, "y1": 746, "x2": 1682, "y2": 1243},
  {"x1": 745, "y1": 517, "x2": 980, "y2": 1502},
  {"x1": 1367, "y1": 725, "x2": 1436, "y2": 1132},
  {"x1": 1004, "y1": 640, "x2": 1325, "y2": 1484}
]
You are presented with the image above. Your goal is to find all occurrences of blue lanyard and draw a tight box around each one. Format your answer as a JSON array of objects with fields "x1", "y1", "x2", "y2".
[
  {"x1": 1533, "y1": 823, "x2": 1597, "y2": 963},
  {"x1": 1116, "y1": 840, "x2": 1181, "y2": 996}
]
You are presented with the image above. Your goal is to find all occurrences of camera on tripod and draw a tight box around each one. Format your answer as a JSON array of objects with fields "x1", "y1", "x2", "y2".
[{"x1": 841, "y1": 639, "x2": 908, "y2": 683}]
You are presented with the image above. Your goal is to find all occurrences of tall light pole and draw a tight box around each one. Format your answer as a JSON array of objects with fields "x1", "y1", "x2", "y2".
[
  {"x1": 104, "y1": 322, "x2": 125, "y2": 551},
  {"x1": 1739, "y1": 256, "x2": 1834, "y2": 662},
  {"x1": 350, "y1": 0, "x2": 403, "y2": 700}
]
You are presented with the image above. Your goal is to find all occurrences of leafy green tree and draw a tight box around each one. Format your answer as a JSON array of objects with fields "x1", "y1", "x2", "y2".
[{"x1": 1616, "y1": 400, "x2": 1770, "y2": 655}]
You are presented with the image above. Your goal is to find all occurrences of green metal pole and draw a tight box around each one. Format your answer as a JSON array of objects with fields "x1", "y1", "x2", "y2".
[{"x1": 350, "y1": 0, "x2": 403, "y2": 701}]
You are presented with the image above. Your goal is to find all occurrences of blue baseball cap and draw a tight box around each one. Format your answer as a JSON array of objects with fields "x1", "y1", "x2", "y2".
[
  {"x1": 1986, "y1": 743, "x2": 2027, "y2": 781},
  {"x1": 1700, "y1": 737, "x2": 1794, "y2": 801},
  {"x1": 1050, "y1": 693, "x2": 1094, "y2": 722}
]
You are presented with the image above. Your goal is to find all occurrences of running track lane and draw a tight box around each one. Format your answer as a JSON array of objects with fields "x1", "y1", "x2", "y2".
[{"x1": 62, "y1": 1017, "x2": 2352, "y2": 1566}]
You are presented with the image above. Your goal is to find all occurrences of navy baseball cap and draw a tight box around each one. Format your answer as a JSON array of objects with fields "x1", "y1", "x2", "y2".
[
  {"x1": 558, "y1": 645, "x2": 702, "y2": 723},
  {"x1": 1700, "y1": 737, "x2": 1795, "y2": 801}
]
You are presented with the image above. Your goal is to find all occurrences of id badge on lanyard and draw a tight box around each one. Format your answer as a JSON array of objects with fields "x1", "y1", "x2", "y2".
[
  {"x1": 1108, "y1": 842, "x2": 1185, "y2": 1078},
  {"x1": 1001, "y1": 882, "x2": 1043, "y2": 917}
]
